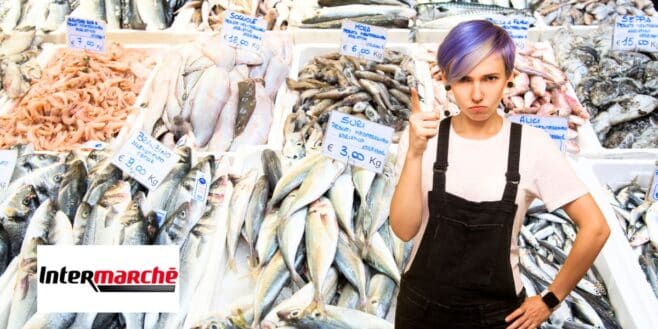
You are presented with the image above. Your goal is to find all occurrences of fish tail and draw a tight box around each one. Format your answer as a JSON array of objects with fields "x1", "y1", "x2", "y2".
[{"x1": 227, "y1": 258, "x2": 236, "y2": 272}]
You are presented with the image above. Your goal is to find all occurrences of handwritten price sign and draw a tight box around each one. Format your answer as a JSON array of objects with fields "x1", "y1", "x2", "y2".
[
  {"x1": 322, "y1": 111, "x2": 393, "y2": 173},
  {"x1": 486, "y1": 15, "x2": 530, "y2": 50},
  {"x1": 66, "y1": 16, "x2": 105, "y2": 53},
  {"x1": 613, "y1": 16, "x2": 658, "y2": 52},
  {"x1": 111, "y1": 131, "x2": 179, "y2": 190},
  {"x1": 220, "y1": 11, "x2": 266, "y2": 53},
  {"x1": 340, "y1": 21, "x2": 387, "y2": 63}
]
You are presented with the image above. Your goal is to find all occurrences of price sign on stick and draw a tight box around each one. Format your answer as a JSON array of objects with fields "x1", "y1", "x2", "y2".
[
  {"x1": 340, "y1": 20, "x2": 388, "y2": 63},
  {"x1": 220, "y1": 11, "x2": 267, "y2": 53},
  {"x1": 66, "y1": 16, "x2": 106, "y2": 53},
  {"x1": 485, "y1": 15, "x2": 531, "y2": 50},
  {"x1": 613, "y1": 16, "x2": 658, "y2": 52},
  {"x1": 112, "y1": 131, "x2": 179, "y2": 190},
  {"x1": 322, "y1": 111, "x2": 393, "y2": 173}
]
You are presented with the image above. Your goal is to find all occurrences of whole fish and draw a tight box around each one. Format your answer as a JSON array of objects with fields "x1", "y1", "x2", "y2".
[
  {"x1": 262, "y1": 268, "x2": 339, "y2": 324},
  {"x1": 117, "y1": 193, "x2": 148, "y2": 246},
  {"x1": 261, "y1": 149, "x2": 282, "y2": 192},
  {"x1": 305, "y1": 197, "x2": 339, "y2": 309},
  {"x1": 0, "y1": 184, "x2": 39, "y2": 260},
  {"x1": 277, "y1": 304, "x2": 394, "y2": 329},
  {"x1": 83, "y1": 162, "x2": 122, "y2": 206},
  {"x1": 56, "y1": 159, "x2": 87, "y2": 222},
  {"x1": 135, "y1": 0, "x2": 168, "y2": 30},
  {"x1": 366, "y1": 274, "x2": 396, "y2": 319},
  {"x1": 328, "y1": 165, "x2": 356, "y2": 241},
  {"x1": 362, "y1": 232, "x2": 401, "y2": 284},
  {"x1": 190, "y1": 67, "x2": 230, "y2": 147},
  {"x1": 244, "y1": 176, "x2": 269, "y2": 267},
  {"x1": 226, "y1": 169, "x2": 258, "y2": 270},
  {"x1": 335, "y1": 232, "x2": 368, "y2": 310},
  {"x1": 277, "y1": 191, "x2": 307, "y2": 287},
  {"x1": 336, "y1": 283, "x2": 360, "y2": 309},
  {"x1": 302, "y1": 5, "x2": 415, "y2": 24},
  {"x1": 318, "y1": 0, "x2": 408, "y2": 6},
  {"x1": 229, "y1": 80, "x2": 273, "y2": 148},
  {"x1": 268, "y1": 153, "x2": 324, "y2": 208},
  {"x1": 255, "y1": 211, "x2": 280, "y2": 268},
  {"x1": 283, "y1": 158, "x2": 346, "y2": 218},
  {"x1": 154, "y1": 202, "x2": 193, "y2": 246},
  {"x1": 252, "y1": 249, "x2": 304, "y2": 328}
]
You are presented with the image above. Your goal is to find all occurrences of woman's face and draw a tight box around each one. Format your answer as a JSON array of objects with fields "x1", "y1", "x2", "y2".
[{"x1": 448, "y1": 53, "x2": 511, "y2": 122}]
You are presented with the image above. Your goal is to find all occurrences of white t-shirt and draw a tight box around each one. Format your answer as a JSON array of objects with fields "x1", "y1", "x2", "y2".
[{"x1": 395, "y1": 117, "x2": 589, "y2": 294}]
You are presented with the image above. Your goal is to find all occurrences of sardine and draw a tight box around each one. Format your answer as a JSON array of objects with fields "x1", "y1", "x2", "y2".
[{"x1": 305, "y1": 197, "x2": 339, "y2": 308}]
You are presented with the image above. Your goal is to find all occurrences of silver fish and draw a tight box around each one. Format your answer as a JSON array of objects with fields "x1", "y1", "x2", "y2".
[
  {"x1": 256, "y1": 211, "x2": 281, "y2": 268},
  {"x1": 0, "y1": 184, "x2": 39, "y2": 260},
  {"x1": 363, "y1": 231, "x2": 400, "y2": 284},
  {"x1": 305, "y1": 197, "x2": 339, "y2": 308},
  {"x1": 335, "y1": 232, "x2": 368, "y2": 310},
  {"x1": 269, "y1": 153, "x2": 324, "y2": 208},
  {"x1": 365, "y1": 273, "x2": 396, "y2": 319},
  {"x1": 56, "y1": 159, "x2": 87, "y2": 222},
  {"x1": 226, "y1": 169, "x2": 258, "y2": 270},
  {"x1": 278, "y1": 304, "x2": 394, "y2": 329},
  {"x1": 244, "y1": 176, "x2": 269, "y2": 267},
  {"x1": 277, "y1": 191, "x2": 307, "y2": 287},
  {"x1": 284, "y1": 158, "x2": 346, "y2": 218},
  {"x1": 328, "y1": 165, "x2": 356, "y2": 241}
]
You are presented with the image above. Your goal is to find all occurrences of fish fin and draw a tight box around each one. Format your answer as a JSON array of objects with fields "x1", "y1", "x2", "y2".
[{"x1": 227, "y1": 258, "x2": 236, "y2": 272}]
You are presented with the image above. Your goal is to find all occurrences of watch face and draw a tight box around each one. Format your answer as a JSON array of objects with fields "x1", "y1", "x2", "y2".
[{"x1": 542, "y1": 292, "x2": 560, "y2": 309}]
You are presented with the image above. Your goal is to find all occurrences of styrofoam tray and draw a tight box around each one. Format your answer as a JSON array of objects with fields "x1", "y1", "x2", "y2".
[
  {"x1": 577, "y1": 123, "x2": 658, "y2": 159},
  {"x1": 268, "y1": 43, "x2": 434, "y2": 152},
  {"x1": 572, "y1": 157, "x2": 658, "y2": 328}
]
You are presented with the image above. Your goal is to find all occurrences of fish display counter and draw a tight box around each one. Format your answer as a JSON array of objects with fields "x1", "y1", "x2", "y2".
[
  {"x1": 549, "y1": 26, "x2": 658, "y2": 156},
  {"x1": 0, "y1": 42, "x2": 164, "y2": 151},
  {"x1": 575, "y1": 157, "x2": 658, "y2": 327},
  {"x1": 269, "y1": 43, "x2": 434, "y2": 160}
]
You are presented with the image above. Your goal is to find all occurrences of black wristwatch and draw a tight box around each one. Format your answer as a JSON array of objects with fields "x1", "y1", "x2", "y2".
[{"x1": 540, "y1": 289, "x2": 560, "y2": 310}]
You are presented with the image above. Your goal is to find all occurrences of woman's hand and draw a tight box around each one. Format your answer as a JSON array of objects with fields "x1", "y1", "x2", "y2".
[
  {"x1": 407, "y1": 88, "x2": 440, "y2": 159},
  {"x1": 505, "y1": 296, "x2": 551, "y2": 329}
]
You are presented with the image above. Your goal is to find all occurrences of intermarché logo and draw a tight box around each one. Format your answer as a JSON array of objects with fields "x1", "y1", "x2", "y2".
[{"x1": 39, "y1": 266, "x2": 178, "y2": 293}]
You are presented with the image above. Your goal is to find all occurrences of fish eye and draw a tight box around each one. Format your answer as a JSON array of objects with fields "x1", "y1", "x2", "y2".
[
  {"x1": 211, "y1": 325, "x2": 218, "y2": 329},
  {"x1": 53, "y1": 174, "x2": 63, "y2": 183},
  {"x1": 291, "y1": 310, "x2": 300, "y2": 317},
  {"x1": 38, "y1": 154, "x2": 46, "y2": 160},
  {"x1": 179, "y1": 210, "x2": 186, "y2": 217},
  {"x1": 22, "y1": 198, "x2": 31, "y2": 206},
  {"x1": 313, "y1": 311, "x2": 321, "y2": 318}
]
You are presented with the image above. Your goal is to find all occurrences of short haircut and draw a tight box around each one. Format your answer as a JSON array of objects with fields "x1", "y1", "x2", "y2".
[{"x1": 437, "y1": 20, "x2": 515, "y2": 83}]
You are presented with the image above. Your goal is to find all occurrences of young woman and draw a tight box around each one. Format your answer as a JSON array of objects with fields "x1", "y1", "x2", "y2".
[{"x1": 390, "y1": 20, "x2": 610, "y2": 329}]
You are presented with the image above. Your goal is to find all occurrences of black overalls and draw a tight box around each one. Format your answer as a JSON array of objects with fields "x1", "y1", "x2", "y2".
[{"x1": 395, "y1": 117, "x2": 526, "y2": 329}]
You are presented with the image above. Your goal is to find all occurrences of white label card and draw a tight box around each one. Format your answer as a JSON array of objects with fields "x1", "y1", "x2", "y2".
[
  {"x1": 111, "y1": 131, "x2": 179, "y2": 190},
  {"x1": 193, "y1": 171, "x2": 209, "y2": 205},
  {"x1": 340, "y1": 20, "x2": 388, "y2": 63},
  {"x1": 220, "y1": 11, "x2": 266, "y2": 53},
  {"x1": 66, "y1": 16, "x2": 106, "y2": 53},
  {"x1": 0, "y1": 150, "x2": 17, "y2": 192},
  {"x1": 486, "y1": 15, "x2": 530, "y2": 50},
  {"x1": 322, "y1": 111, "x2": 393, "y2": 173},
  {"x1": 509, "y1": 115, "x2": 568, "y2": 152},
  {"x1": 613, "y1": 15, "x2": 658, "y2": 52},
  {"x1": 650, "y1": 167, "x2": 658, "y2": 202}
]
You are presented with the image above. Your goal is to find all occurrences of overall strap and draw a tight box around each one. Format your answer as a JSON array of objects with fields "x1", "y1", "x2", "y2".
[
  {"x1": 433, "y1": 117, "x2": 452, "y2": 194},
  {"x1": 501, "y1": 122, "x2": 523, "y2": 203}
]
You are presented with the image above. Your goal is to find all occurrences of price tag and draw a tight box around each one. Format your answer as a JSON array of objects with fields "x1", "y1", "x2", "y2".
[
  {"x1": 66, "y1": 16, "x2": 105, "y2": 53},
  {"x1": 111, "y1": 131, "x2": 179, "y2": 190},
  {"x1": 0, "y1": 150, "x2": 17, "y2": 192},
  {"x1": 509, "y1": 115, "x2": 568, "y2": 152},
  {"x1": 80, "y1": 140, "x2": 107, "y2": 150},
  {"x1": 322, "y1": 111, "x2": 393, "y2": 173},
  {"x1": 340, "y1": 20, "x2": 387, "y2": 63},
  {"x1": 220, "y1": 11, "x2": 266, "y2": 53},
  {"x1": 154, "y1": 209, "x2": 167, "y2": 228},
  {"x1": 650, "y1": 166, "x2": 658, "y2": 202},
  {"x1": 485, "y1": 15, "x2": 530, "y2": 50},
  {"x1": 193, "y1": 171, "x2": 209, "y2": 204},
  {"x1": 613, "y1": 16, "x2": 658, "y2": 52}
]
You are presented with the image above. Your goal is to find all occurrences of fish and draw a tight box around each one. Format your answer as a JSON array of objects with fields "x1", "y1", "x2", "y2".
[
  {"x1": 190, "y1": 67, "x2": 231, "y2": 147},
  {"x1": 277, "y1": 304, "x2": 394, "y2": 329},
  {"x1": 302, "y1": 5, "x2": 415, "y2": 24},
  {"x1": 20, "y1": 313, "x2": 77, "y2": 329},
  {"x1": 334, "y1": 232, "x2": 368, "y2": 310},
  {"x1": 336, "y1": 283, "x2": 360, "y2": 309},
  {"x1": 362, "y1": 231, "x2": 401, "y2": 284},
  {"x1": 261, "y1": 149, "x2": 282, "y2": 192},
  {"x1": 0, "y1": 184, "x2": 39, "y2": 261},
  {"x1": 328, "y1": 165, "x2": 356, "y2": 241},
  {"x1": 117, "y1": 193, "x2": 148, "y2": 246},
  {"x1": 277, "y1": 191, "x2": 307, "y2": 287},
  {"x1": 305, "y1": 197, "x2": 339, "y2": 310},
  {"x1": 255, "y1": 211, "x2": 281, "y2": 268},
  {"x1": 234, "y1": 79, "x2": 257, "y2": 137},
  {"x1": 135, "y1": 0, "x2": 168, "y2": 30},
  {"x1": 283, "y1": 158, "x2": 346, "y2": 218},
  {"x1": 252, "y1": 249, "x2": 304, "y2": 328},
  {"x1": 226, "y1": 169, "x2": 258, "y2": 270},
  {"x1": 268, "y1": 153, "x2": 324, "y2": 208},
  {"x1": 56, "y1": 159, "x2": 87, "y2": 223},
  {"x1": 318, "y1": 0, "x2": 410, "y2": 6},
  {"x1": 365, "y1": 273, "x2": 396, "y2": 319},
  {"x1": 244, "y1": 175, "x2": 269, "y2": 267}
]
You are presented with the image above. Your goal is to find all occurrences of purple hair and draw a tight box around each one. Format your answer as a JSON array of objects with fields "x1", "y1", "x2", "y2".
[{"x1": 437, "y1": 20, "x2": 515, "y2": 83}]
